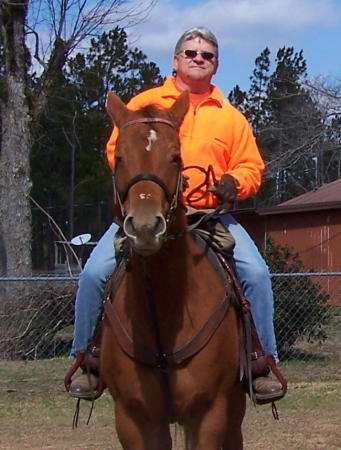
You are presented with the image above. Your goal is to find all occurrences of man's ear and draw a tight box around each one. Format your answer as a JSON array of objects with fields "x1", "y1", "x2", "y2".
[
  {"x1": 173, "y1": 54, "x2": 179, "y2": 74},
  {"x1": 213, "y1": 59, "x2": 219, "y2": 75}
]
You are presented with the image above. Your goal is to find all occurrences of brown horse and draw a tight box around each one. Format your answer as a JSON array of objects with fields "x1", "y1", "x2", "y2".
[{"x1": 101, "y1": 91, "x2": 246, "y2": 449}]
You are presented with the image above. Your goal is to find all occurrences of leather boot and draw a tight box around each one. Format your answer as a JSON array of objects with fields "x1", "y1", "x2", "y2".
[
  {"x1": 251, "y1": 352, "x2": 285, "y2": 404},
  {"x1": 69, "y1": 372, "x2": 99, "y2": 400},
  {"x1": 65, "y1": 320, "x2": 104, "y2": 401},
  {"x1": 68, "y1": 348, "x2": 101, "y2": 400},
  {"x1": 250, "y1": 327, "x2": 287, "y2": 404},
  {"x1": 252, "y1": 372, "x2": 285, "y2": 404}
]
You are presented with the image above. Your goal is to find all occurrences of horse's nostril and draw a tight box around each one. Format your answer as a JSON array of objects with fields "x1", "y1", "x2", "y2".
[
  {"x1": 123, "y1": 216, "x2": 136, "y2": 238},
  {"x1": 154, "y1": 216, "x2": 166, "y2": 236},
  {"x1": 123, "y1": 214, "x2": 166, "y2": 242}
]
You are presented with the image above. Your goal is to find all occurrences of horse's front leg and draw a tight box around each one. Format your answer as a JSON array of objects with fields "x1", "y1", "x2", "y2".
[
  {"x1": 222, "y1": 384, "x2": 246, "y2": 450},
  {"x1": 183, "y1": 394, "x2": 228, "y2": 450},
  {"x1": 114, "y1": 400, "x2": 172, "y2": 450},
  {"x1": 182, "y1": 386, "x2": 245, "y2": 450}
]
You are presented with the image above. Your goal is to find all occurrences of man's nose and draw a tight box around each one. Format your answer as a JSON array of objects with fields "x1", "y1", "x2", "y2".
[{"x1": 193, "y1": 54, "x2": 205, "y2": 62}]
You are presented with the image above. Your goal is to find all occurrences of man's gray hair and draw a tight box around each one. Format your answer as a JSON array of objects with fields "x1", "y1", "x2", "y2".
[{"x1": 174, "y1": 27, "x2": 219, "y2": 58}]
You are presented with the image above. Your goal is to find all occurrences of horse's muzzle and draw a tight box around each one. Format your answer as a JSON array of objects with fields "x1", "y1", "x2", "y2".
[{"x1": 123, "y1": 214, "x2": 167, "y2": 255}]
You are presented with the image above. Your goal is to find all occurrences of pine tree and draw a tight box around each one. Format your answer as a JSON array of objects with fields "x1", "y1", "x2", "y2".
[
  {"x1": 245, "y1": 47, "x2": 271, "y2": 132},
  {"x1": 227, "y1": 84, "x2": 247, "y2": 112},
  {"x1": 30, "y1": 27, "x2": 163, "y2": 269},
  {"x1": 230, "y1": 46, "x2": 325, "y2": 206},
  {"x1": 261, "y1": 47, "x2": 324, "y2": 203}
]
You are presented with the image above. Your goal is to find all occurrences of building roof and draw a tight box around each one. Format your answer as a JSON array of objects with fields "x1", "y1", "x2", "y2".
[{"x1": 258, "y1": 178, "x2": 341, "y2": 215}]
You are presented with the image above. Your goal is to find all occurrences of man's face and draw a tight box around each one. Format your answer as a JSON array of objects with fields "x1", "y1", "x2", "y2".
[{"x1": 173, "y1": 37, "x2": 218, "y2": 85}]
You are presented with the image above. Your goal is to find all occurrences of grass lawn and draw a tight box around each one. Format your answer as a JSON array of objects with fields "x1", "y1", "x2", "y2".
[{"x1": 0, "y1": 355, "x2": 340, "y2": 449}]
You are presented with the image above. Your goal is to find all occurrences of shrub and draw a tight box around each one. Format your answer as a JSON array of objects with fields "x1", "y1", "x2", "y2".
[
  {"x1": 262, "y1": 237, "x2": 331, "y2": 358},
  {"x1": 0, "y1": 282, "x2": 75, "y2": 359}
]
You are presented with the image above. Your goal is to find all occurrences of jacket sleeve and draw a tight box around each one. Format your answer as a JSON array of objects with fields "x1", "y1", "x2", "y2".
[{"x1": 226, "y1": 110, "x2": 264, "y2": 201}]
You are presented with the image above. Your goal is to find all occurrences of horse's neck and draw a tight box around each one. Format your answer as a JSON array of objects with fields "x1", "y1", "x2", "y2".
[
  {"x1": 124, "y1": 232, "x2": 227, "y2": 350},
  {"x1": 130, "y1": 231, "x2": 221, "y2": 298}
]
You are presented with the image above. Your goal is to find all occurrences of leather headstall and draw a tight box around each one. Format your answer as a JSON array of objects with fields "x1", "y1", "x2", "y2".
[
  {"x1": 119, "y1": 117, "x2": 176, "y2": 130},
  {"x1": 112, "y1": 117, "x2": 183, "y2": 223}
]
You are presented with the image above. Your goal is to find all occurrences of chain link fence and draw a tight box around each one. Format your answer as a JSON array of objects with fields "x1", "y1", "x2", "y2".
[{"x1": 0, "y1": 273, "x2": 340, "y2": 361}]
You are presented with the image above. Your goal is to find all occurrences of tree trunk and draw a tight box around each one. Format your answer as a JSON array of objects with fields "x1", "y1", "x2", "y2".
[
  {"x1": 0, "y1": 0, "x2": 32, "y2": 276},
  {"x1": 0, "y1": 76, "x2": 32, "y2": 276}
]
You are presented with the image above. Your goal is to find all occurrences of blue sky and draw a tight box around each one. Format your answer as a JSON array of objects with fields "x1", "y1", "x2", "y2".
[{"x1": 127, "y1": 0, "x2": 341, "y2": 96}]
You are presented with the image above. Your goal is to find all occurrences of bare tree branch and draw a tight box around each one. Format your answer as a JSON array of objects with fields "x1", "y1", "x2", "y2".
[
  {"x1": 30, "y1": 196, "x2": 82, "y2": 273},
  {"x1": 26, "y1": 24, "x2": 47, "y2": 69},
  {"x1": 28, "y1": 0, "x2": 157, "y2": 123}
]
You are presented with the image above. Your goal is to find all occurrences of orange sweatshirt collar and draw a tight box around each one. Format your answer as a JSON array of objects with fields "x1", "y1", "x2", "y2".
[{"x1": 162, "y1": 77, "x2": 225, "y2": 108}]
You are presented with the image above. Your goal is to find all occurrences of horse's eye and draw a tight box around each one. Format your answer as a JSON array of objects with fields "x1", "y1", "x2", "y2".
[
  {"x1": 115, "y1": 155, "x2": 123, "y2": 166},
  {"x1": 170, "y1": 154, "x2": 182, "y2": 166}
]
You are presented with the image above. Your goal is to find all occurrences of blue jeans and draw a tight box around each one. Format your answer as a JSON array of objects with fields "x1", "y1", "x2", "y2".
[
  {"x1": 71, "y1": 215, "x2": 278, "y2": 361},
  {"x1": 220, "y1": 214, "x2": 278, "y2": 360}
]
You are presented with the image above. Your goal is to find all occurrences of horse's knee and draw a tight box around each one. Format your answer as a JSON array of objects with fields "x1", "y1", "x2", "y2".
[
  {"x1": 115, "y1": 397, "x2": 171, "y2": 449},
  {"x1": 175, "y1": 389, "x2": 213, "y2": 425},
  {"x1": 120, "y1": 395, "x2": 164, "y2": 424}
]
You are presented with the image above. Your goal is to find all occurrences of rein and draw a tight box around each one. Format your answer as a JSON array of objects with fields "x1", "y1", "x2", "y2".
[{"x1": 183, "y1": 164, "x2": 218, "y2": 205}]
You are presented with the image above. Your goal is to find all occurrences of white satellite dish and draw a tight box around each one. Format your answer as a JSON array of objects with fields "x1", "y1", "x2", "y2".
[{"x1": 71, "y1": 233, "x2": 92, "y2": 246}]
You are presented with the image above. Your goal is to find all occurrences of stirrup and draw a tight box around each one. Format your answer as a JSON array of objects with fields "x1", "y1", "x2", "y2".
[
  {"x1": 252, "y1": 353, "x2": 288, "y2": 410},
  {"x1": 64, "y1": 350, "x2": 105, "y2": 400}
]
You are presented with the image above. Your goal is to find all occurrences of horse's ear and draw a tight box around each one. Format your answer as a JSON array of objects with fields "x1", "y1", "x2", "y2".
[
  {"x1": 106, "y1": 91, "x2": 129, "y2": 128},
  {"x1": 169, "y1": 90, "x2": 189, "y2": 129}
]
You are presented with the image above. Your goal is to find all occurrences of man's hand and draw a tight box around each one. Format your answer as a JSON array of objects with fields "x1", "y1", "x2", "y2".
[{"x1": 209, "y1": 174, "x2": 237, "y2": 210}]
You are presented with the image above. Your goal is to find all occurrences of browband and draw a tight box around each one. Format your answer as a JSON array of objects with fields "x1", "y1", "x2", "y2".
[{"x1": 120, "y1": 118, "x2": 175, "y2": 130}]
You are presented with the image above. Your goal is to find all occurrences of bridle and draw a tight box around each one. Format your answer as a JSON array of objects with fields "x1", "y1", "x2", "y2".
[{"x1": 112, "y1": 117, "x2": 184, "y2": 224}]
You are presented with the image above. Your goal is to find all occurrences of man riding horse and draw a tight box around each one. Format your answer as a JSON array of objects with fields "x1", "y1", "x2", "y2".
[{"x1": 67, "y1": 26, "x2": 286, "y2": 405}]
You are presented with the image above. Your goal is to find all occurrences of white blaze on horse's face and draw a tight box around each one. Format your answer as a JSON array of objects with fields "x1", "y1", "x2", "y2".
[
  {"x1": 145, "y1": 129, "x2": 157, "y2": 152},
  {"x1": 139, "y1": 193, "x2": 152, "y2": 200}
]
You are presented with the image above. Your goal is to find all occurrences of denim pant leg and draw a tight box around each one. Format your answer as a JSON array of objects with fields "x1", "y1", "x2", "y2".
[
  {"x1": 70, "y1": 222, "x2": 119, "y2": 357},
  {"x1": 220, "y1": 213, "x2": 278, "y2": 361}
]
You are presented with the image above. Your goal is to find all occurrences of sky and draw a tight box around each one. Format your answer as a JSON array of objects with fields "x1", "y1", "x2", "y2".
[{"x1": 126, "y1": 0, "x2": 341, "y2": 96}]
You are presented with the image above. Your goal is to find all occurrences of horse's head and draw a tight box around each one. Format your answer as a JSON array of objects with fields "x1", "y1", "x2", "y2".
[{"x1": 106, "y1": 91, "x2": 189, "y2": 256}]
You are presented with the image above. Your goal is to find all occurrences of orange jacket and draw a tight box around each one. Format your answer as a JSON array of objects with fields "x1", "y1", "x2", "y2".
[{"x1": 106, "y1": 77, "x2": 264, "y2": 209}]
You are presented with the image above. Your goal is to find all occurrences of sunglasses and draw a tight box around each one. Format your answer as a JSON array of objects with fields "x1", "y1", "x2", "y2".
[{"x1": 178, "y1": 49, "x2": 216, "y2": 61}]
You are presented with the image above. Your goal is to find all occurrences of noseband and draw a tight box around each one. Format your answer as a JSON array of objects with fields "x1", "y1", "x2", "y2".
[{"x1": 113, "y1": 118, "x2": 183, "y2": 223}]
